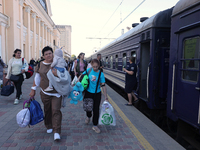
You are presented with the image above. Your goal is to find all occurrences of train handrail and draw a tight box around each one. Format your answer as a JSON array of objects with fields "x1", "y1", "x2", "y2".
[
  {"x1": 198, "y1": 98, "x2": 200, "y2": 124},
  {"x1": 147, "y1": 62, "x2": 151, "y2": 99},
  {"x1": 171, "y1": 64, "x2": 176, "y2": 110}
]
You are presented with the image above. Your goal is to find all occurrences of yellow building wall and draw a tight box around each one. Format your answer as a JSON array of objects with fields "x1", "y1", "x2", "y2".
[{"x1": 0, "y1": 0, "x2": 62, "y2": 64}]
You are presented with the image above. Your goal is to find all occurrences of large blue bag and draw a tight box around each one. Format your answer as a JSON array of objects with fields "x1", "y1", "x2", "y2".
[
  {"x1": 1, "y1": 81, "x2": 14, "y2": 96},
  {"x1": 29, "y1": 100, "x2": 44, "y2": 125}
]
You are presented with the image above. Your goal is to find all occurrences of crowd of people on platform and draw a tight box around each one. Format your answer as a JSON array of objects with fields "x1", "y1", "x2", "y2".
[{"x1": 0, "y1": 46, "x2": 138, "y2": 141}]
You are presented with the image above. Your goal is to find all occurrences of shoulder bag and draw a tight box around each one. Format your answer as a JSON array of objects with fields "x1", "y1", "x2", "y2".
[{"x1": 1, "y1": 80, "x2": 14, "y2": 96}]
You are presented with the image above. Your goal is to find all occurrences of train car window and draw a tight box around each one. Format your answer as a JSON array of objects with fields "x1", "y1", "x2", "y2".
[
  {"x1": 146, "y1": 31, "x2": 150, "y2": 39},
  {"x1": 122, "y1": 53, "x2": 127, "y2": 68},
  {"x1": 106, "y1": 57, "x2": 108, "y2": 68},
  {"x1": 115, "y1": 55, "x2": 118, "y2": 69},
  {"x1": 131, "y1": 51, "x2": 137, "y2": 63},
  {"x1": 182, "y1": 37, "x2": 200, "y2": 82},
  {"x1": 103, "y1": 57, "x2": 106, "y2": 67},
  {"x1": 110, "y1": 56, "x2": 113, "y2": 69}
]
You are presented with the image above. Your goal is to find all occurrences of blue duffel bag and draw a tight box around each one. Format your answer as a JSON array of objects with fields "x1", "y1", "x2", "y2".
[
  {"x1": 1, "y1": 81, "x2": 14, "y2": 96},
  {"x1": 29, "y1": 99, "x2": 44, "y2": 125}
]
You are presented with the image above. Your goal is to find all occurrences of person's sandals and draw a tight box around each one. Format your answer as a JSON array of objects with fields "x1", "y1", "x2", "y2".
[
  {"x1": 125, "y1": 103, "x2": 132, "y2": 106},
  {"x1": 85, "y1": 117, "x2": 90, "y2": 124},
  {"x1": 92, "y1": 126, "x2": 100, "y2": 133},
  {"x1": 133, "y1": 99, "x2": 139, "y2": 103}
]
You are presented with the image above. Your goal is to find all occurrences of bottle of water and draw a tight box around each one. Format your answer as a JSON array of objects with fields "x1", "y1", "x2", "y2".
[{"x1": 21, "y1": 63, "x2": 26, "y2": 72}]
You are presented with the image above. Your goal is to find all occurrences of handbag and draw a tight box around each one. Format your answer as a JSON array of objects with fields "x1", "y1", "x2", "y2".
[
  {"x1": 16, "y1": 108, "x2": 30, "y2": 128},
  {"x1": 10, "y1": 74, "x2": 20, "y2": 82},
  {"x1": 83, "y1": 70, "x2": 101, "y2": 111},
  {"x1": 1, "y1": 80, "x2": 14, "y2": 96},
  {"x1": 29, "y1": 99, "x2": 44, "y2": 125},
  {"x1": 99, "y1": 101, "x2": 116, "y2": 126}
]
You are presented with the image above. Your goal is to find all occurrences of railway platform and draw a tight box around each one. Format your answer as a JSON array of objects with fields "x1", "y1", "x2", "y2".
[{"x1": 0, "y1": 77, "x2": 185, "y2": 150}]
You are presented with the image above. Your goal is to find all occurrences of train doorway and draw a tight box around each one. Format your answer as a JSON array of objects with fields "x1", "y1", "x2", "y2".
[{"x1": 139, "y1": 42, "x2": 150, "y2": 101}]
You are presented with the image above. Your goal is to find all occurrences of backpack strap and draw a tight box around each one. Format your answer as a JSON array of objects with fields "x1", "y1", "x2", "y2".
[
  {"x1": 95, "y1": 70, "x2": 101, "y2": 94},
  {"x1": 87, "y1": 68, "x2": 92, "y2": 75},
  {"x1": 22, "y1": 58, "x2": 24, "y2": 65}
]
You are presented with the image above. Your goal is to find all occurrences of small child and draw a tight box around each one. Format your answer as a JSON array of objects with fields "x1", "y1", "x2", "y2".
[{"x1": 45, "y1": 48, "x2": 68, "y2": 92}]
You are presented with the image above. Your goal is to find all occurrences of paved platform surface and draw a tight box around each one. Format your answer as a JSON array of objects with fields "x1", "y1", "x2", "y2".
[{"x1": 0, "y1": 76, "x2": 185, "y2": 150}]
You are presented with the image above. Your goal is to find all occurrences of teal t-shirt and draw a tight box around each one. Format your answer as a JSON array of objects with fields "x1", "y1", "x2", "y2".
[{"x1": 82, "y1": 68, "x2": 105, "y2": 93}]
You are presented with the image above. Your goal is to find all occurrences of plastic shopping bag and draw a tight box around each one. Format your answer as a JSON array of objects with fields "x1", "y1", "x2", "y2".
[
  {"x1": 99, "y1": 101, "x2": 116, "y2": 126},
  {"x1": 16, "y1": 108, "x2": 30, "y2": 128},
  {"x1": 71, "y1": 76, "x2": 78, "y2": 86}
]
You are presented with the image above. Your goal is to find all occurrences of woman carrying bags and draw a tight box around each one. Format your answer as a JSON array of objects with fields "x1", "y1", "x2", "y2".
[
  {"x1": 6, "y1": 49, "x2": 28, "y2": 105},
  {"x1": 80, "y1": 59, "x2": 108, "y2": 133}
]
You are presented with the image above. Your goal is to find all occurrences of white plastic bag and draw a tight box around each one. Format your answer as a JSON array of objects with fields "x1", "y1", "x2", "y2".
[
  {"x1": 99, "y1": 101, "x2": 116, "y2": 126},
  {"x1": 71, "y1": 76, "x2": 78, "y2": 85},
  {"x1": 16, "y1": 108, "x2": 30, "y2": 128}
]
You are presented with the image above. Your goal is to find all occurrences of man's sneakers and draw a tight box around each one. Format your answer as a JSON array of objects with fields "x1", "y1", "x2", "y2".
[
  {"x1": 47, "y1": 129, "x2": 53, "y2": 134},
  {"x1": 54, "y1": 133, "x2": 61, "y2": 141},
  {"x1": 14, "y1": 99, "x2": 19, "y2": 105}
]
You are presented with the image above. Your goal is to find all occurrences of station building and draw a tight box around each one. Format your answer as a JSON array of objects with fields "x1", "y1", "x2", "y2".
[
  {"x1": 0, "y1": 0, "x2": 71, "y2": 64},
  {"x1": 56, "y1": 25, "x2": 72, "y2": 60}
]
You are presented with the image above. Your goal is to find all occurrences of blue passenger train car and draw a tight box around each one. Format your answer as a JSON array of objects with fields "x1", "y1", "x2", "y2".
[
  {"x1": 87, "y1": 8, "x2": 173, "y2": 110},
  {"x1": 167, "y1": 0, "x2": 200, "y2": 133},
  {"x1": 86, "y1": 0, "x2": 200, "y2": 146}
]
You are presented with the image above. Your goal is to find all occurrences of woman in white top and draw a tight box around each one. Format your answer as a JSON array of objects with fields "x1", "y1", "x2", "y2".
[{"x1": 6, "y1": 49, "x2": 28, "y2": 105}]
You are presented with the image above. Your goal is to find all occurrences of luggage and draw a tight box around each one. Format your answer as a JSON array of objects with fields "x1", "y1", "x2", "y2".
[
  {"x1": 29, "y1": 100, "x2": 44, "y2": 125},
  {"x1": 99, "y1": 101, "x2": 116, "y2": 126},
  {"x1": 16, "y1": 108, "x2": 30, "y2": 128},
  {"x1": 1, "y1": 80, "x2": 14, "y2": 96}
]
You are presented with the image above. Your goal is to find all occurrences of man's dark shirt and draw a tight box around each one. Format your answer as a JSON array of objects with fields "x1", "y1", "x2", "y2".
[{"x1": 99, "y1": 60, "x2": 103, "y2": 72}]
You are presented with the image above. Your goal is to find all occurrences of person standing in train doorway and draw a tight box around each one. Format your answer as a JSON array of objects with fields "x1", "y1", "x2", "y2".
[
  {"x1": 97, "y1": 53, "x2": 103, "y2": 72},
  {"x1": 123, "y1": 56, "x2": 138, "y2": 106}
]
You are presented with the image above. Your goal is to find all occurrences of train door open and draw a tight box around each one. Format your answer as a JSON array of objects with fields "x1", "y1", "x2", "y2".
[
  {"x1": 173, "y1": 34, "x2": 200, "y2": 127},
  {"x1": 139, "y1": 42, "x2": 150, "y2": 101}
]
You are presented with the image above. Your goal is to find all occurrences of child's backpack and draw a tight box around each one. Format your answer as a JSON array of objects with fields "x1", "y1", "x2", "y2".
[
  {"x1": 29, "y1": 100, "x2": 44, "y2": 125},
  {"x1": 22, "y1": 58, "x2": 34, "y2": 79},
  {"x1": 81, "y1": 68, "x2": 92, "y2": 90}
]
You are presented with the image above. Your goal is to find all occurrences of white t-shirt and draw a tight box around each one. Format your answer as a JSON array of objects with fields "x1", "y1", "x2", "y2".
[{"x1": 11, "y1": 58, "x2": 23, "y2": 75}]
